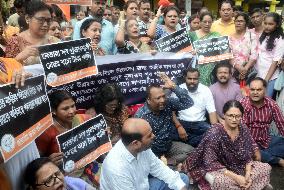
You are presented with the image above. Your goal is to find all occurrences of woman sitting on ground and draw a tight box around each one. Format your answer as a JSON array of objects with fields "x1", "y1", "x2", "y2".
[
  {"x1": 25, "y1": 157, "x2": 96, "y2": 190},
  {"x1": 115, "y1": 18, "x2": 153, "y2": 54},
  {"x1": 35, "y1": 90, "x2": 100, "y2": 187},
  {"x1": 183, "y1": 100, "x2": 272, "y2": 190},
  {"x1": 80, "y1": 18, "x2": 105, "y2": 56},
  {"x1": 93, "y1": 84, "x2": 129, "y2": 144}
]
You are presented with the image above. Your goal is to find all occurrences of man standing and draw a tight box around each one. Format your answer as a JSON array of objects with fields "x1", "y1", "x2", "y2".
[
  {"x1": 210, "y1": 62, "x2": 243, "y2": 120},
  {"x1": 249, "y1": 8, "x2": 264, "y2": 38},
  {"x1": 173, "y1": 68, "x2": 218, "y2": 147},
  {"x1": 240, "y1": 77, "x2": 284, "y2": 167},
  {"x1": 135, "y1": 73, "x2": 194, "y2": 164},
  {"x1": 73, "y1": 0, "x2": 115, "y2": 55},
  {"x1": 111, "y1": 6, "x2": 120, "y2": 32},
  {"x1": 211, "y1": 0, "x2": 235, "y2": 36},
  {"x1": 100, "y1": 118, "x2": 190, "y2": 190},
  {"x1": 137, "y1": 0, "x2": 152, "y2": 43},
  {"x1": 7, "y1": 0, "x2": 25, "y2": 27},
  {"x1": 103, "y1": 6, "x2": 112, "y2": 22}
]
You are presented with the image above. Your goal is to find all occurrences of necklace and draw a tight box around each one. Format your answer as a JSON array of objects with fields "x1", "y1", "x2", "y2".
[{"x1": 54, "y1": 118, "x2": 70, "y2": 131}]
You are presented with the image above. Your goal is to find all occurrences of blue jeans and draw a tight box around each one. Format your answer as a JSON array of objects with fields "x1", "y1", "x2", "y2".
[
  {"x1": 179, "y1": 120, "x2": 211, "y2": 147},
  {"x1": 149, "y1": 173, "x2": 192, "y2": 190},
  {"x1": 266, "y1": 79, "x2": 276, "y2": 97},
  {"x1": 260, "y1": 136, "x2": 284, "y2": 165}
]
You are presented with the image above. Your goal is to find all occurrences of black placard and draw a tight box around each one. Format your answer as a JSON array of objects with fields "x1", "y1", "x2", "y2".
[
  {"x1": 193, "y1": 36, "x2": 233, "y2": 64},
  {"x1": 38, "y1": 38, "x2": 97, "y2": 87},
  {"x1": 0, "y1": 75, "x2": 52, "y2": 162},
  {"x1": 155, "y1": 28, "x2": 192, "y2": 53},
  {"x1": 56, "y1": 114, "x2": 111, "y2": 172}
]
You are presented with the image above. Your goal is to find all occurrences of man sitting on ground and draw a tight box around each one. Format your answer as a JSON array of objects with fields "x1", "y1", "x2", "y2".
[
  {"x1": 135, "y1": 73, "x2": 194, "y2": 164},
  {"x1": 210, "y1": 61, "x2": 243, "y2": 121},
  {"x1": 240, "y1": 77, "x2": 284, "y2": 167},
  {"x1": 100, "y1": 118, "x2": 190, "y2": 190},
  {"x1": 173, "y1": 67, "x2": 218, "y2": 147}
]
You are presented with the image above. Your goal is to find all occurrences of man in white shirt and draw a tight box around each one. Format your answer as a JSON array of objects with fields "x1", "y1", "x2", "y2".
[
  {"x1": 100, "y1": 118, "x2": 190, "y2": 190},
  {"x1": 174, "y1": 68, "x2": 218, "y2": 147}
]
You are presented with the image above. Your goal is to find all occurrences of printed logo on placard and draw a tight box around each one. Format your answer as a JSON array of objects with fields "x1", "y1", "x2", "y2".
[
  {"x1": 1, "y1": 134, "x2": 15, "y2": 153},
  {"x1": 46, "y1": 72, "x2": 58, "y2": 84},
  {"x1": 64, "y1": 160, "x2": 75, "y2": 173},
  {"x1": 198, "y1": 55, "x2": 205, "y2": 61}
]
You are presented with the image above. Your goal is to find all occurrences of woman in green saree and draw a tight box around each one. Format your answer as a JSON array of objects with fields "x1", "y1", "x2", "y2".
[{"x1": 188, "y1": 12, "x2": 220, "y2": 86}]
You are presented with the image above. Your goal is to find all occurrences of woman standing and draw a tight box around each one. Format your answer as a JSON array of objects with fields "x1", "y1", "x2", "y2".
[
  {"x1": 147, "y1": 5, "x2": 180, "y2": 40},
  {"x1": 256, "y1": 12, "x2": 284, "y2": 97},
  {"x1": 183, "y1": 100, "x2": 271, "y2": 190},
  {"x1": 123, "y1": 0, "x2": 138, "y2": 20},
  {"x1": 48, "y1": 19, "x2": 62, "y2": 40},
  {"x1": 230, "y1": 12, "x2": 258, "y2": 83},
  {"x1": 115, "y1": 19, "x2": 152, "y2": 54},
  {"x1": 188, "y1": 12, "x2": 220, "y2": 86},
  {"x1": 5, "y1": 0, "x2": 59, "y2": 65},
  {"x1": 80, "y1": 18, "x2": 105, "y2": 56},
  {"x1": 188, "y1": 14, "x2": 200, "y2": 32}
]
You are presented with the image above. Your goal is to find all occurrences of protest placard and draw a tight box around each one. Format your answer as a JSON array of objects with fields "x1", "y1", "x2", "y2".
[
  {"x1": 48, "y1": 53, "x2": 193, "y2": 109},
  {"x1": 155, "y1": 28, "x2": 192, "y2": 53},
  {"x1": 0, "y1": 75, "x2": 52, "y2": 162},
  {"x1": 56, "y1": 114, "x2": 111, "y2": 172},
  {"x1": 193, "y1": 36, "x2": 233, "y2": 64},
  {"x1": 38, "y1": 38, "x2": 97, "y2": 87},
  {"x1": 43, "y1": 0, "x2": 91, "y2": 6}
]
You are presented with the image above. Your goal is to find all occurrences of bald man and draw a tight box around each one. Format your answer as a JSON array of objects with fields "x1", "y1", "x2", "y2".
[{"x1": 100, "y1": 118, "x2": 190, "y2": 190}]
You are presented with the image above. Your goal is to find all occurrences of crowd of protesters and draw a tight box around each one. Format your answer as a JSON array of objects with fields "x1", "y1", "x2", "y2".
[{"x1": 0, "y1": 0, "x2": 284, "y2": 189}]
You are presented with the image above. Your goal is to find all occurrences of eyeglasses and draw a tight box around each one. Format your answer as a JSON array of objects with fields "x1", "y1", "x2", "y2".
[
  {"x1": 225, "y1": 114, "x2": 242, "y2": 120},
  {"x1": 33, "y1": 16, "x2": 52, "y2": 25},
  {"x1": 104, "y1": 14, "x2": 112, "y2": 16},
  {"x1": 36, "y1": 170, "x2": 63, "y2": 187}
]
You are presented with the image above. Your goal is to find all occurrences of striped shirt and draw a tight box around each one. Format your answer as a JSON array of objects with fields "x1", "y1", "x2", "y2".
[{"x1": 240, "y1": 97, "x2": 284, "y2": 148}]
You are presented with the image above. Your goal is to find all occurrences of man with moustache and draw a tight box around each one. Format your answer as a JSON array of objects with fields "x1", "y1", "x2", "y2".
[
  {"x1": 172, "y1": 68, "x2": 217, "y2": 147},
  {"x1": 100, "y1": 118, "x2": 190, "y2": 190},
  {"x1": 135, "y1": 73, "x2": 194, "y2": 164},
  {"x1": 73, "y1": 0, "x2": 116, "y2": 54},
  {"x1": 137, "y1": 0, "x2": 152, "y2": 43},
  {"x1": 209, "y1": 61, "x2": 243, "y2": 120},
  {"x1": 211, "y1": 0, "x2": 235, "y2": 36},
  {"x1": 240, "y1": 77, "x2": 284, "y2": 167}
]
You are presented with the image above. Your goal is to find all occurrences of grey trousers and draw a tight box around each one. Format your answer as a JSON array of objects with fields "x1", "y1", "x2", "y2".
[{"x1": 166, "y1": 141, "x2": 194, "y2": 163}]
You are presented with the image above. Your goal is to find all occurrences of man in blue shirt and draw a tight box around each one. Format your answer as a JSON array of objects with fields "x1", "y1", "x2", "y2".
[
  {"x1": 73, "y1": 0, "x2": 116, "y2": 55},
  {"x1": 135, "y1": 73, "x2": 194, "y2": 164}
]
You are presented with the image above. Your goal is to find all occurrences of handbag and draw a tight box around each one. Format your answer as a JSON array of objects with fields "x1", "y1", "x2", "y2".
[{"x1": 232, "y1": 32, "x2": 258, "y2": 84}]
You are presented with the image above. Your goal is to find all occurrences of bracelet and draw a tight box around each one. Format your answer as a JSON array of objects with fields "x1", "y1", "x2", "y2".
[{"x1": 171, "y1": 83, "x2": 176, "y2": 89}]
